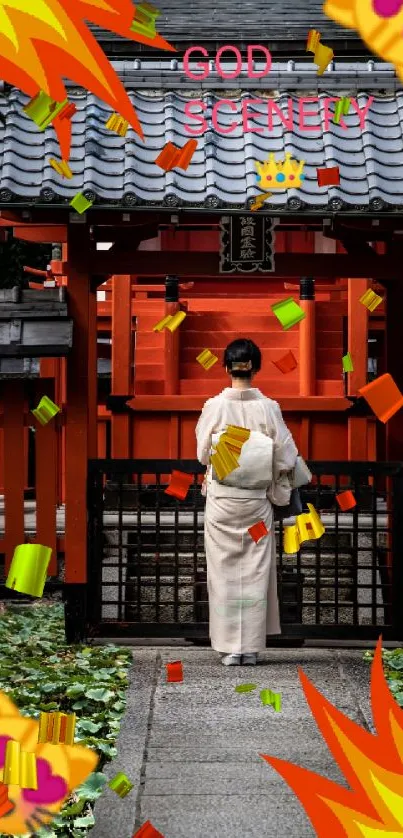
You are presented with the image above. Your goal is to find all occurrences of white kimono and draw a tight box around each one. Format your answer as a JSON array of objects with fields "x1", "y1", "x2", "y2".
[{"x1": 195, "y1": 387, "x2": 298, "y2": 654}]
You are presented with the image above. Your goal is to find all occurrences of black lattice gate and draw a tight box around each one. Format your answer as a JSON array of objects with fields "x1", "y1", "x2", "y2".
[{"x1": 86, "y1": 459, "x2": 403, "y2": 641}]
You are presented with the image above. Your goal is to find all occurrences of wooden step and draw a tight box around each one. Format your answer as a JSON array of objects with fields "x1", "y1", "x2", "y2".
[
  {"x1": 179, "y1": 362, "x2": 299, "y2": 380},
  {"x1": 180, "y1": 347, "x2": 300, "y2": 366},
  {"x1": 317, "y1": 348, "x2": 343, "y2": 367},
  {"x1": 316, "y1": 315, "x2": 343, "y2": 332},
  {"x1": 135, "y1": 334, "x2": 164, "y2": 353},
  {"x1": 133, "y1": 302, "x2": 166, "y2": 314},
  {"x1": 136, "y1": 346, "x2": 165, "y2": 363},
  {"x1": 316, "y1": 380, "x2": 343, "y2": 396},
  {"x1": 184, "y1": 330, "x2": 342, "y2": 350},
  {"x1": 135, "y1": 380, "x2": 165, "y2": 395},
  {"x1": 184, "y1": 312, "x2": 293, "y2": 331},
  {"x1": 316, "y1": 364, "x2": 344, "y2": 380},
  {"x1": 135, "y1": 363, "x2": 165, "y2": 380},
  {"x1": 179, "y1": 378, "x2": 299, "y2": 396},
  {"x1": 183, "y1": 331, "x2": 299, "y2": 350}
]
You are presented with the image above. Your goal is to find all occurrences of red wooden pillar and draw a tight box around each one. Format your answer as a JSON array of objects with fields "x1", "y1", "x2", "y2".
[
  {"x1": 385, "y1": 280, "x2": 403, "y2": 461},
  {"x1": 88, "y1": 281, "x2": 98, "y2": 459},
  {"x1": 164, "y1": 276, "x2": 180, "y2": 396},
  {"x1": 3, "y1": 382, "x2": 25, "y2": 573},
  {"x1": 384, "y1": 276, "x2": 403, "y2": 611},
  {"x1": 64, "y1": 224, "x2": 97, "y2": 603},
  {"x1": 299, "y1": 277, "x2": 316, "y2": 396},
  {"x1": 34, "y1": 378, "x2": 58, "y2": 575},
  {"x1": 62, "y1": 242, "x2": 68, "y2": 503},
  {"x1": 111, "y1": 275, "x2": 132, "y2": 457},
  {"x1": 347, "y1": 278, "x2": 369, "y2": 459}
]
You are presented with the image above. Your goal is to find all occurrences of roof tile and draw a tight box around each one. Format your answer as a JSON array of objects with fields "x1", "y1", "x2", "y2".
[{"x1": 0, "y1": 64, "x2": 402, "y2": 212}]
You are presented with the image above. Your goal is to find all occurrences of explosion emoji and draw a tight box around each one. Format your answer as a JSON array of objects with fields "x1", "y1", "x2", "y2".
[
  {"x1": 260, "y1": 637, "x2": 403, "y2": 837},
  {"x1": 324, "y1": 0, "x2": 403, "y2": 83},
  {"x1": 0, "y1": 0, "x2": 175, "y2": 160},
  {"x1": 0, "y1": 690, "x2": 98, "y2": 834}
]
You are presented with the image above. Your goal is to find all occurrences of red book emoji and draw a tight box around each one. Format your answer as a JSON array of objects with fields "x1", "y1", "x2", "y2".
[
  {"x1": 132, "y1": 821, "x2": 165, "y2": 838},
  {"x1": 248, "y1": 521, "x2": 269, "y2": 543},
  {"x1": 155, "y1": 140, "x2": 197, "y2": 171},
  {"x1": 336, "y1": 490, "x2": 356, "y2": 511},
  {"x1": 317, "y1": 166, "x2": 340, "y2": 187},
  {"x1": 166, "y1": 661, "x2": 183, "y2": 682},
  {"x1": 272, "y1": 350, "x2": 298, "y2": 374},
  {"x1": 165, "y1": 470, "x2": 193, "y2": 501}
]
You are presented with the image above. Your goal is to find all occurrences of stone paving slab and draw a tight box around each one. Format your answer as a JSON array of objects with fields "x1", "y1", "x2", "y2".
[
  {"x1": 140, "y1": 793, "x2": 316, "y2": 838},
  {"x1": 91, "y1": 646, "x2": 375, "y2": 838},
  {"x1": 142, "y1": 759, "x2": 347, "y2": 795},
  {"x1": 335, "y1": 650, "x2": 374, "y2": 731}
]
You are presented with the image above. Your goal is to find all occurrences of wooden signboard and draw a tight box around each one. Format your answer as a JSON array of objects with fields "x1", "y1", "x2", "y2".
[{"x1": 219, "y1": 215, "x2": 276, "y2": 273}]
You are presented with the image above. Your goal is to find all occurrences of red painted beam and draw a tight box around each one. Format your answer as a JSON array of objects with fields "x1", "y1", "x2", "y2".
[
  {"x1": 14, "y1": 226, "x2": 67, "y2": 242},
  {"x1": 126, "y1": 395, "x2": 351, "y2": 412},
  {"x1": 63, "y1": 252, "x2": 400, "y2": 279}
]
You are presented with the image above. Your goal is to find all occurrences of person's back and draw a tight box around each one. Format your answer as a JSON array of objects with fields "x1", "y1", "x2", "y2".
[
  {"x1": 199, "y1": 385, "x2": 281, "y2": 431},
  {"x1": 195, "y1": 338, "x2": 299, "y2": 667}
]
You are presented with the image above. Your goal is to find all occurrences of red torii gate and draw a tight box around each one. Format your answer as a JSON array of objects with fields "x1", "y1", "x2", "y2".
[{"x1": 1, "y1": 208, "x2": 402, "y2": 639}]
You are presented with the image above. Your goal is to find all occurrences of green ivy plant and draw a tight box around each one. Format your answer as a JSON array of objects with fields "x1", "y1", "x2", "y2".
[
  {"x1": 0, "y1": 603, "x2": 132, "y2": 837},
  {"x1": 363, "y1": 647, "x2": 403, "y2": 706}
]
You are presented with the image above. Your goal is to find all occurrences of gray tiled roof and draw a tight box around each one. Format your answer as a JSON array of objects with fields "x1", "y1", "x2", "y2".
[
  {"x1": 92, "y1": 0, "x2": 356, "y2": 43},
  {"x1": 1, "y1": 62, "x2": 403, "y2": 214}
]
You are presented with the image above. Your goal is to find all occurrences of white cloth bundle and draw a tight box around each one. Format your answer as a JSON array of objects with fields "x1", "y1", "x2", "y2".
[
  {"x1": 211, "y1": 430, "x2": 273, "y2": 489},
  {"x1": 290, "y1": 456, "x2": 312, "y2": 488}
]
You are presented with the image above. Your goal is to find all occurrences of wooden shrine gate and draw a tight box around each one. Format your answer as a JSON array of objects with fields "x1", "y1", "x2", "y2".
[{"x1": 86, "y1": 459, "x2": 403, "y2": 642}]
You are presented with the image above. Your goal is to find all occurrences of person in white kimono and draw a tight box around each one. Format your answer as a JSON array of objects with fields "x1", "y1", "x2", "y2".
[{"x1": 195, "y1": 338, "x2": 299, "y2": 666}]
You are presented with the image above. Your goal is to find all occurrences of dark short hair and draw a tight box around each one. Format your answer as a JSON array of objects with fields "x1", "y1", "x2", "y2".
[{"x1": 223, "y1": 339, "x2": 262, "y2": 379}]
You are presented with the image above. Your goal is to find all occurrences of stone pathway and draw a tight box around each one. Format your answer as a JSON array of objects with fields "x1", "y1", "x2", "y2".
[{"x1": 90, "y1": 646, "x2": 375, "y2": 838}]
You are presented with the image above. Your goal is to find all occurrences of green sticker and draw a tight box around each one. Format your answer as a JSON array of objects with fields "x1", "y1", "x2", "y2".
[{"x1": 235, "y1": 683, "x2": 257, "y2": 693}]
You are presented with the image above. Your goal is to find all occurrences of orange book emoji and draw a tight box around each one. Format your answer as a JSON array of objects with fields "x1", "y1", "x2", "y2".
[{"x1": 359, "y1": 373, "x2": 403, "y2": 423}]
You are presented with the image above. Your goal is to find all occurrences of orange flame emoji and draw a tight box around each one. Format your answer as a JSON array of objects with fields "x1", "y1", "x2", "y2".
[
  {"x1": 0, "y1": 0, "x2": 175, "y2": 159},
  {"x1": 260, "y1": 637, "x2": 403, "y2": 837}
]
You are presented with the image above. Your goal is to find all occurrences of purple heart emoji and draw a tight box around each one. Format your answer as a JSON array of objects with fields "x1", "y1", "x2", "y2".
[
  {"x1": 373, "y1": 0, "x2": 403, "y2": 16},
  {"x1": 23, "y1": 758, "x2": 68, "y2": 805}
]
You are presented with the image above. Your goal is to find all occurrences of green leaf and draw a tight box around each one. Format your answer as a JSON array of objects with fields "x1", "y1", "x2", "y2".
[
  {"x1": 387, "y1": 658, "x2": 403, "y2": 671},
  {"x1": 72, "y1": 699, "x2": 88, "y2": 711},
  {"x1": 96, "y1": 743, "x2": 117, "y2": 758},
  {"x1": 41, "y1": 681, "x2": 62, "y2": 692},
  {"x1": 66, "y1": 683, "x2": 86, "y2": 698},
  {"x1": 72, "y1": 814, "x2": 95, "y2": 828},
  {"x1": 76, "y1": 719, "x2": 103, "y2": 734},
  {"x1": 86, "y1": 688, "x2": 115, "y2": 702},
  {"x1": 76, "y1": 772, "x2": 108, "y2": 801},
  {"x1": 61, "y1": 798, "x2": 87, "y2": 817}
]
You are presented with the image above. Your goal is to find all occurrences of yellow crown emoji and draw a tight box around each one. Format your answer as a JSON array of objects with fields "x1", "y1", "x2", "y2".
[{"x1": 255, "y1": 153, "x2": 305, "y2": 189}]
